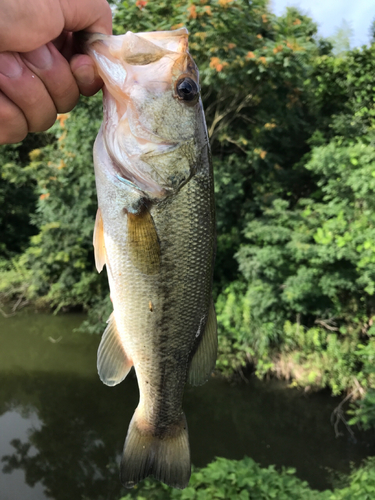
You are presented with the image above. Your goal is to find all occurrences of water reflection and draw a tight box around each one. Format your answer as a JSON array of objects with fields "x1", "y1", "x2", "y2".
[
  {"x1": 0, "y1": 311, "x2": 374, "y2": 500},
  {"x1": 1, "y1": 373, "x2": 129, "y2": 500}
]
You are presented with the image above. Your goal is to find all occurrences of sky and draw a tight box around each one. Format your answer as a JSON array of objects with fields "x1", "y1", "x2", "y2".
[{"x1": 270, "y1": 0, "x2": 375, "y2": 48}]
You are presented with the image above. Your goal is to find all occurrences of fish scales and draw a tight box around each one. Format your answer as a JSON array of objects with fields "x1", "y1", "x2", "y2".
[
  {"x1": 98, "y1": 147, "x2": 215, "y2": 425},
  {"x1": 83, "y1": 28, "x2": 217, "y2": 489}
]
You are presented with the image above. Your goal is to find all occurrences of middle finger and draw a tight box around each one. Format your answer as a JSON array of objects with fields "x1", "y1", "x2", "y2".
[{"x1": 21, "y1": 42, "x2": 80, "y2": 114}]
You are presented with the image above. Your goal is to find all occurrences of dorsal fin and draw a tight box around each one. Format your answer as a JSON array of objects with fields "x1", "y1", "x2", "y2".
[
  {"x1": 93, "y1": 208, "x2": 106, "y2": 273},
  {"x1": 97, "y1": 312, "x2": 133, "y2": 386},
  {"x1": 188, "y1": 299, "x2": 218, "y2": 386}
]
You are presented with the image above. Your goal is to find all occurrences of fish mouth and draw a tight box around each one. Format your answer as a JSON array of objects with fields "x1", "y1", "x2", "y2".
[
  {"x1": 83, "y1": 29, "x2": 199, "y2": 197},
  {"x1": 77, "y1": 27, "x2": 190, "y2": 58}
]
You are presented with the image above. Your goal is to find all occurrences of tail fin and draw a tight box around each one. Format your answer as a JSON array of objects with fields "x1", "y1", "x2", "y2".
[{"x1": 120, "y1": 409, "x2": 191, "y2": 489}]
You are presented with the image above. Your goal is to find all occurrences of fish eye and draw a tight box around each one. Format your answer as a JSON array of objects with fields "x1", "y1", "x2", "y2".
[{"x1": 176, "y1": 77, "x2": 199, "y2": 102}]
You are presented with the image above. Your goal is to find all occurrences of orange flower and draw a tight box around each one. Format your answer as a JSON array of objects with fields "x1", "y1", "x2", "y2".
[
  {"x1": 254, "y1": 149, "x2": 267, "y2": 159},
  {"x1": 262, "y1": 14, "x2": 268, "y2": 23},
  {"x1": 293, "y1": 18, "x2": 301, "y2": 25},
  {"x1": 171, "y1": 22, "x2": 184, "y2": 29},
  {"x1": 256, "y1": 34, "x2": 263, "y2": 39},
  {"x1": 273, "y1": 45, "x2": 283, "y2": 54},
  {"x1": 188, "y1": 4, "x2": 197, "y2": 19},
  {"x1": 209, "y1": 57, "x2": 220, "y2": 68},
  {"x1": 209, "y1": 57, "x2": 228, "y2": 72},
  {"x1": 135, "y1": 0, "x2": 147, "y2": 9},
  {"x1": 258, "y1": 56, "x2": 267, "y2": 65},
  {"x1": 204, "y1": 5, "x2": 212, "y2": 15},
  {"x1": 40, "y1": 193, "x2": 50, "y2": 200},
  {"x1": 246, "y1": 51, "x2": 255, "y2": 59},
  {"x1": 56, "y1": 113, "x2": 69, "y2": 128},
  {"x1": 57, "y1": 159, "x2": 66, "y2": 170},
  {"x1": 228, "y1": 42, "x2": 236, "y2": 49},
  {"x1": 218, "y1": 0, "x2": 233, "y2": 6}
]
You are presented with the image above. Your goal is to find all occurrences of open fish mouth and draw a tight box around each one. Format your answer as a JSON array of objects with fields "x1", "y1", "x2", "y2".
[{"x1": 80, "y1": 29, "x2": 201, "y2": 197}]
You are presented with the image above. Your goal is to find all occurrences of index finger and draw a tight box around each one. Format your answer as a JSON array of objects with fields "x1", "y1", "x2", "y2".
[
  {"x1": 0, "y1": 0, "x2": 112, "y2": 53},
  {"x1": 60, "y1": 0, "x2": 112, "y2": 35}
]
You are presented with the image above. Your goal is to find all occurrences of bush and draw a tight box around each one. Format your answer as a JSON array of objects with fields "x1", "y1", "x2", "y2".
[{"x1": 118, "y1": 456, "x2": 375, "y2": 500}]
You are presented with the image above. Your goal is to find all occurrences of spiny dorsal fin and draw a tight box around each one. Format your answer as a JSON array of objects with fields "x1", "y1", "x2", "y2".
[
  {"x1": 93, "y1": 208, "x2": 106, "y2": 273},
  {"x1": 188, "y1": 299, "x2": 218, "y2": 386},
  {"x1": 127, "y1": 206, "x2": 160, "y2": 275},
  {"x1": 97, "y1": 312, "x2": 133, "y2": 386}
]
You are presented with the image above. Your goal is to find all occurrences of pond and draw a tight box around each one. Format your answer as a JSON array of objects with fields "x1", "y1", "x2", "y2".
[{"x1": 0, "y1": 310, "x2": 374, "y2": 500}]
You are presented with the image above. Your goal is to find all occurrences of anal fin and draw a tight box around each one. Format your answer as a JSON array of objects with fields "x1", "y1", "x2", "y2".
[
  {"x1": 97, "y1": 312, "x2": 132, "y2": 386},
  {"x1": 188, "y1": 299, "x2": 218, "y2": 386},
  {"x1": 127, "y1": 205, "x2": 160, "y2": 275},
  {"x1": 93, "y1": 208, "x2": 106, "y2": 273}
]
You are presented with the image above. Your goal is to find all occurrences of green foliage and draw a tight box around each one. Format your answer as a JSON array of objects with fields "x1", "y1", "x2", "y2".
[
  {"x1": 119, "y1": 457, "x2": 327, "y2": 500},
  {"x1": 0, "y1": 138, "x2": 41, "y2": 257},
  {"x1": 212, "y1": 42, "x2": 375, "y2": 423},
  {"x1": 348, "y1": 389, "x2": 375, "y2": 430},
  {"x1": 17, "y1": 95, "x2": 110, "y2": 312},
  {"x1": 217, "y1": 140, "x2": 375, "y2": 393},
  {"x1": 117, "y1": 456, "x2": 375, "y2": 500},
  {"x1": 0, "y1": 257, "x2": 31, "y2": 309},
  {"x1": 330, "y1": 457, "x2": 375, "y2": 500}
]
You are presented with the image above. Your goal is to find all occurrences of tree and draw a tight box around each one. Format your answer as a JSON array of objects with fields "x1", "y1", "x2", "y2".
[{"x1": 328, "y1": 19, "x2": 353, "y2": 57}]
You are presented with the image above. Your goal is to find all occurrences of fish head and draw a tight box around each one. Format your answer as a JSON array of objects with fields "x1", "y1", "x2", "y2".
[{"x1": 83, "y1": 29, "x2": 206, "y2": 197}]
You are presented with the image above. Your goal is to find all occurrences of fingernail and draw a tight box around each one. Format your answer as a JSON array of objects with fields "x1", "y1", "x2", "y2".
[
  {"x1": 0, "y1": 52, "x2": 22, "y2": 78},
  {"x1": 73, "y1": 64, "x2": 96, "y2": 86},
  {"x1": 23, "y1": 44, "x2": 53, "y2": 70}
]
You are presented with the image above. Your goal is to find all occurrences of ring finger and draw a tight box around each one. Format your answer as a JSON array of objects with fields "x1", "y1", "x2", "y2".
[{"x1": 21, "y1": 42, "x2": 80, "y2": 114}]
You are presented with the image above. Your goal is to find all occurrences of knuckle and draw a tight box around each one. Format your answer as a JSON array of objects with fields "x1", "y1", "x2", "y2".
[{"x1": 53, "y1": 79, "x2": 79, "y2": 103}]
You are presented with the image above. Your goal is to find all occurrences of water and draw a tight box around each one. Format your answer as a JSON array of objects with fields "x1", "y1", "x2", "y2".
[{"x1": 0, "y1": 310, "x2": 374, "y2": 500}]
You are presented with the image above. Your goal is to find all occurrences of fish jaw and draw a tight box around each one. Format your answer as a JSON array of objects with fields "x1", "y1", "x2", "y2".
[{"x1": 82, "y1": 29, "x2": 202, "y2": 199}]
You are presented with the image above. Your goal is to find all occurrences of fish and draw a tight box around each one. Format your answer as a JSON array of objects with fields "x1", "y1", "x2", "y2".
[{"x1": 82, "y1": 28, "x2": 216, "y2": 489}]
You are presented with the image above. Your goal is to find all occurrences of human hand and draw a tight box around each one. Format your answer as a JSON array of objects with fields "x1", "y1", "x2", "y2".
[{"x1": 0, "y1": 0, "x2": 112, "y2": 144}]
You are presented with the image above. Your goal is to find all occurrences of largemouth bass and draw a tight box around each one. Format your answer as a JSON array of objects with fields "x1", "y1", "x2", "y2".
[{"x1": 83, "y1": 28, "x2": 216, "y2": 489}]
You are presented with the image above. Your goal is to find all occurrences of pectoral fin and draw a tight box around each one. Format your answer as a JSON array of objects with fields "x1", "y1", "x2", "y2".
[
  {"x1": 188, "y1": 299, "x2": 218, "y2": 386},
  {"x1": 127, "y1": 206, "x2": 160, "y2": 275},
  {"x1": 97, "y1": 312, "x2": 133, "y2": 386},
  {"x1": 93, "y1": 208, "x2": 106, "y2": 273}
]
